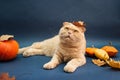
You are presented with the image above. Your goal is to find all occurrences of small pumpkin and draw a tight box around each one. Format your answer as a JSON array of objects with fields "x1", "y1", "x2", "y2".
[
  {"x1": 101, "y1": 42, "x2": 118, "y2": 57},
  {"x1": 94, "y1": 49, "x2": 109, "y2": 60},
  {"x1": 0, "y1": 35, "x2": 19, "y2": 61},
  {"x1": 86, "y1": 45, "x2": 98, "y2": 57}
]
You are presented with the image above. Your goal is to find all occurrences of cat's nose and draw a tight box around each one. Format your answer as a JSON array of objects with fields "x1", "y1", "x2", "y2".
[{"x1": 68, "y1": 31, "x2": 71, "y2": 34}]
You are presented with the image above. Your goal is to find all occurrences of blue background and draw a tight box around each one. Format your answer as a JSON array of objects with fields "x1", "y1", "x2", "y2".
[{"x1": 0, "y1": 0, "x2": 120, "y2": 80}]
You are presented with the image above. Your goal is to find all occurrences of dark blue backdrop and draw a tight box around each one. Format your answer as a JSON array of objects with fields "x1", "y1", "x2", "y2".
[
  {"x1": 0, "y1": 0, "x2": 120, "y2": 80},
  {"x1": 0, "y1": 0, "x2": 120, "y2": 39}
]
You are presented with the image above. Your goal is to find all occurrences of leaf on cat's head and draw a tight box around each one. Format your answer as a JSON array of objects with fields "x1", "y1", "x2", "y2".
[
  {"x1": 72, "y1": 21, "x2": 85, "y2": 27},
  {"x1": 72, "y1": 21, "x2": 86, "y2": 32}
]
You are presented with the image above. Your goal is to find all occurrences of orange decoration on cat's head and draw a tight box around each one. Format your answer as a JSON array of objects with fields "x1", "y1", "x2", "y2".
[
  {"x1": 63, "y1": 21, "x2": 86, "y2": 32},
  {"x1": 72, "y1": 21, "x2": 86, "y2": 32}
]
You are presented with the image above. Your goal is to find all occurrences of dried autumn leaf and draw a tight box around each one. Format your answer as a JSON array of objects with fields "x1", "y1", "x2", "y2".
[
  {"x1": 0, "y1": 73, "x2": 15, "y2": 80},
  {"x1": 106, "y1": 58, "x2": 120, "y2": 69},
  {"x1": 92, "y1": 59, "x2": 106, "y2": 66}
]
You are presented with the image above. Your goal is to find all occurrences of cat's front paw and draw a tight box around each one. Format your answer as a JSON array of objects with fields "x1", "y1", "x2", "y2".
[
  {"x1": 64, "y1": 65, "x2": 76, "y2": 73},
  {"x1": 23, "y1": 52, "x2": 32, "y2": 57},
  {"x1": 23, "y1": 50, "x2": 34, "y2": 57},
  {"x1": 43, "y1": 62, "x2": 57, "y2": 69}
]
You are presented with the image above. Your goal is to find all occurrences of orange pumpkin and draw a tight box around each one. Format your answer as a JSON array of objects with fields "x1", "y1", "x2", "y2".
[
  {"x1": 0, "y1": 35, "x2": 19, "y2": 61},
  {"x1": 86, "y1": 45, "x2": 98, "y2": 57},
  {"x1": 101, "y1": 46, "x2": 118, "y2": 57},
  {"x1": 101, "y1": 42, "x2": 118, "y2": 57}
]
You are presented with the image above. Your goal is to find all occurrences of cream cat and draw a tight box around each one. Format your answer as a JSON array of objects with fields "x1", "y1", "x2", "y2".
[{"x1": 18, "y1": 21, "x2": 86, "y2": 73}]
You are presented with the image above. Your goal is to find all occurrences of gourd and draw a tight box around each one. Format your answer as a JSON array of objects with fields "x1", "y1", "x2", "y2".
[{"x1": 94, "y1": 49, "x2": 109, "y2": 60}]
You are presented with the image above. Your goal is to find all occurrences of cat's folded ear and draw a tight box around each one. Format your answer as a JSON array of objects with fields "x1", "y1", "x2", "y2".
[
  {"x1": 72, "y1": 21, "x2": 86, "y2": 32},
  {"x1": 63, "y1": 22, "x2": 70, "y2": 26}
]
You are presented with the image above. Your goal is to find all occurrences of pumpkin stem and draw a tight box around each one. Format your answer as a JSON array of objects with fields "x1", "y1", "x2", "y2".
[
  {"x1": 0, "y1": 35, "x2": 14, "y2": 41},
  {"x1": 109, "y1": 41, "x2": 112, "y2": 46},
  {"x1": 91, "y1": 45, "x2": 95, "y2": 48}
]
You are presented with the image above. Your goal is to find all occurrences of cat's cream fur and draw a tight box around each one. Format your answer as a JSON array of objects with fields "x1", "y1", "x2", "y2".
[{"x1": 18, "y1": 21, "x2": 86, "y2": 73}]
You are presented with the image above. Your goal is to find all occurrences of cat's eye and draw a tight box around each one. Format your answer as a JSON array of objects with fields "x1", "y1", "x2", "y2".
[
  {"x1": 74, "y1": 30, "x2": 78, "y2": 32},
  {"x1": 64, "y1": 27, "x2": 69, "y2": 30}
]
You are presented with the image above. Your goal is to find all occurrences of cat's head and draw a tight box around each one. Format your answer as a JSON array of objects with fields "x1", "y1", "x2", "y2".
[{"x1": 59, "y1": 21, "x2": 86, "y2": 43}]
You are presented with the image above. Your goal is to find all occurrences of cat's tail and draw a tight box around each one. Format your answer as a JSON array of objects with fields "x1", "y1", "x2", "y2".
[{"x1": 17, "y1": 46, "x2": 30, "y2": 54}]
